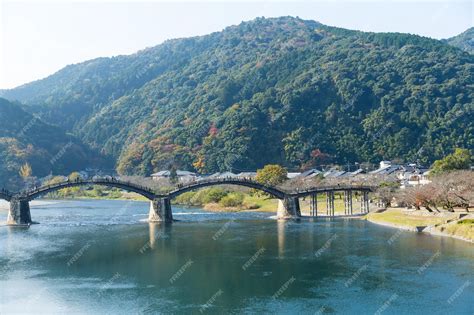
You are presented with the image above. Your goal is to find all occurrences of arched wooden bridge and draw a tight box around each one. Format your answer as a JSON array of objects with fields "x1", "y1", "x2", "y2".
[
  {"x1": 22, "y1": 178, "x2": 157, "y2": 201},
  {"x1": 166, "y1": 177, "x2": 287, "y2": 199},
  {"x1": 2, "y1": 177, "x2": 373, "y2": 225}
]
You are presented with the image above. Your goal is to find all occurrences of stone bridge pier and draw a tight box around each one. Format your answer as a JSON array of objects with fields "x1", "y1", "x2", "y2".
[
  {"x1": 148, "y1": 198, "x2": 173, "y2": 223},
  {"x1": 277, "y1": 197, "x2": 301, "y2": 219},
  {"x1": 7, "y1": 198, "x2": 32, "y2": 225}
]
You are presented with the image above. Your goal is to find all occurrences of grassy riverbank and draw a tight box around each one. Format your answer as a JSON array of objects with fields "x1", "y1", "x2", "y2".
[
  {"x1": 366, "y1": 208, "x2": 474, "y2": 242},
  {"x1": 433, "y1": 219, "x2": 474, "y2": 242}
]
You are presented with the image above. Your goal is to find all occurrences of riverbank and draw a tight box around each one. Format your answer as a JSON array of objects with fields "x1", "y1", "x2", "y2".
[{"x1": 366, "y1": 208, "x2": 474, "y2": 243}]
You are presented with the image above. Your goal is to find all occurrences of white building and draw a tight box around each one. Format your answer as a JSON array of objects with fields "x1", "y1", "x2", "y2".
[
  {"x1": 207, "y1": 172, "x2": 238, "y2": 179},
  {"x1": 151, "y1": 170, "x2": 197, "y2": 183},
  {"x1": 287, "y1": 172, "x2": 301, "y2": 179},
  {"x1": 237, "y1": 172, "x2": 257, "y2": 179}
]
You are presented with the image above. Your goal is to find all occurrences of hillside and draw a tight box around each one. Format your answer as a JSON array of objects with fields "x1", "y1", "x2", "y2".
[
  {"x1": 2, "y1": 17, "x2": 473, "y2": 175},
  {"x1": 0, "y1": 98, "x2": 108, "y2": 189},
  {"x1": 445, "y1": 27, "x2": 474, "y2": 54}
]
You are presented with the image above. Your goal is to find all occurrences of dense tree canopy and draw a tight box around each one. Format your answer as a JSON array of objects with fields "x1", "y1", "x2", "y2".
[
  {"x1": 0, "y1": 98, "x2": 107, "y2": 189},
  {"x1": 1, "y1": 17, "x2": 473, "y2": 176},
  {"x1": 256, "y1": 164, "x2": 288, "y2": 187},
  {"x1": 431, "y1": 148, "x2": 472, "y2": 175},
  {"x1": 444, "y1": 27, "x2": 474, "y2": 54}
]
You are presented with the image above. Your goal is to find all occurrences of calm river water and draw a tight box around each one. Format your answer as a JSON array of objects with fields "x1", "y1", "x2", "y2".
[{"x1": 0, "y1": 199, "x2": 473, "y2": 314}]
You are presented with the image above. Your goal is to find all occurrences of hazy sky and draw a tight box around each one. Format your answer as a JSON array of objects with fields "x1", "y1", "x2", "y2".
[{"x1": 0, "y1": 0, "x2": 472, "y2": 89}]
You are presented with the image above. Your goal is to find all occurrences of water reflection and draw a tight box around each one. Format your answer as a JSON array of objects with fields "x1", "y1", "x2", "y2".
[
  {"x1": 277, "y1": 219, "x2": 286, "y2": 258},
  {"x1": 0, "y1": 200, "x2": 473, "y2": 314}
]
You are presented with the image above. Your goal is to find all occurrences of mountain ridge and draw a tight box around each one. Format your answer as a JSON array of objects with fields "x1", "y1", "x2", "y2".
[
  {"x1": 444, "y1": 27, "x2": 474, "y2": 54},
  {"x1": 1, "y1": 17, "x2": 473, "y2": 175},
  {"x1": 0, "y1": 98, "x2": 110, "y2": 189}
]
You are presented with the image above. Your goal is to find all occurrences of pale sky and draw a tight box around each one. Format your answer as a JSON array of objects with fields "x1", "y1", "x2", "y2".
[{"x1": 0, "y1": 0, "x2": 472, "y2": 89}]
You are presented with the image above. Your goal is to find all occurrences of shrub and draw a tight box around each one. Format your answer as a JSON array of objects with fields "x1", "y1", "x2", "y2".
[
  {"x1": 202, "y1": 188, "x2": 228, "y2": 203},
  {"x1": 190, "y1": 189, "x2": 209, "y2": 205},
  {"x1": 175, "y1": 191, "x2": 197, "y2": 205},
  {"x1": 108, "y1": 190, "x2": 122, "y2": 199},
  {"x1": 219, "y1": 193, "x2": 244, "y2": 207},
  {"x1": 244, "y1": 202, "x2": 260, "y2": 209}
]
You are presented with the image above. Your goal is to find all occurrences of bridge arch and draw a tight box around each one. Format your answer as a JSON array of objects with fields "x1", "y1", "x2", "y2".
[
  {"x1": 166, "y1": 178, "x2": 287, "y2": 200},
  {"x1": 22, "y1": 179, "x2": 157, "y2": 201}
]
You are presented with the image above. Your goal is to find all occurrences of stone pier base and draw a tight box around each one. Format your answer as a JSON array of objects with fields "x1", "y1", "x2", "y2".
[
  {"x1": 148, "y1": 198, "x2": 173, "y2": 223},
  {"x1": 7, "y1": 199, "x2": 32, "y2": 225},
  {"x1": 277, "y1": 197, "x2": 301, "y2": 219}
]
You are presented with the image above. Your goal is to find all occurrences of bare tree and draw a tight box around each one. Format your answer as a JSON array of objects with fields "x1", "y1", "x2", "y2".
[{"x1": 401, "y1": 171, "x2": 473, "y2": 212}]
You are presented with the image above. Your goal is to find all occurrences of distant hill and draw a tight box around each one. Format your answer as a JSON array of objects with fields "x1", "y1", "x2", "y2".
[
  {"x1": 2, "y1": 17, "x2": 473, "y2": 175},
  {"x1": 0, "y1": 98, "x2": 108, "y2": 189},
  {"x1": 444, "y1": 27, "x2": 474, "y2": 54}
]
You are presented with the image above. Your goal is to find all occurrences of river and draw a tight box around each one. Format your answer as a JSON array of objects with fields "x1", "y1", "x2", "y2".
[{"x1": 0, "y1": 199, "x2": 473, "y2": 314}]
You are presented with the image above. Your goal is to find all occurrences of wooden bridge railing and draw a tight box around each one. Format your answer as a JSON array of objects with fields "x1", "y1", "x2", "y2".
[{"x1": 2, "y1": 176, "x2": 375, "y2": 202}]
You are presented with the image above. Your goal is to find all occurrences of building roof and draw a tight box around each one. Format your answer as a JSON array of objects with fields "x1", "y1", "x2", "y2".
[
  {"x1": 237, "y1": 172, "x2": 257, "y2": 178},
  {"x1": 322, "y1": 169, "x2": 346, "y2": 178},
  {"x1": 372, "y1": 165, "x2": 402, "y2": 175},
  {"x1": 287, "y1": 172, "x2": 301, "y2": 179},
  {"x1": 350, "y1": 168, "x2": 365, "y2": 176},
  {"x1": 151, "y1": 170, "x2": 169, "y2": 176},
  {"x1": 207, "y1": 172, "x2": 238, "y2": 178},
  {"x1": 151, "y1": 170, "x2": 196, "y2": 177},
  {"x1": 298, "y1": 169, "x2": 322, "y2": 178}
]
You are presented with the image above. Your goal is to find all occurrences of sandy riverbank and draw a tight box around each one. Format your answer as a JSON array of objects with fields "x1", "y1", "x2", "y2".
[{"x1": 366, "y1": 208, "x2": 474, "y2": 243}]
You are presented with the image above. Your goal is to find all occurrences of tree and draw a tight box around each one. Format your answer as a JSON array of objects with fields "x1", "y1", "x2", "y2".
[
  {"x1": 374, "y1": 182, "x2": 399, "y2": 208},
  {"x1": 401, "y1": 171, "x2": 474, "y2": 212},
  {"x1": 19, "y1": 163, "x2": 32, "y2": 179},
  {"x1": 255, "y1": 164, "x2": 288, "y2": 187},
  {"x1": 68, "y1": 171, "x2": 82, "y2": 181},
  {"x1": 431, "y1": 148, "x2": 471, "y2": 175},
  {"x1": 169, "y1": 166, "x2": 178, "y2": 185},
  {"x1": 192, "y1": 156, "x2": 205, "y2": 173}
]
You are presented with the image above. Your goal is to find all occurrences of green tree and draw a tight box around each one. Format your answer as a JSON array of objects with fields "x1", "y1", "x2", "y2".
[
  {"x1": 202, "y1": 188, "x2": 228, "y2": 203},
  {"x1": 219, "y1": 192, "x2": 244, "y2": 207},
  {"x1": 44, "y1": 176, "x2": 68, "y2": 198},
  {"x1": 169, "y1": 167, "x2": 178, "y2": 185},
  {"x1": 255, "y1": 164, "x2": 288, "y2": 187},
  {"x1": 68, "y1": 171, "x2": 82, "y2": 181},
  {"x1": 431, "y1": 148, "x2": 472, "y2": 175},
  {"x1": 91, "y1": 186, "x2": 105, "y2": 197}
]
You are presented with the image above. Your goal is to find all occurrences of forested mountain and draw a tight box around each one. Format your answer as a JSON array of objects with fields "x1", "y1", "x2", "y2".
[
  {"x1": 2, "y1": 17, "x2": 473, "y2": 175},
  {"x1": 445, "y1": 27, "x2": 474, "y2": 54},
  {"x1": 0, "y1": 98, "x2": 108, "y2": 189}
]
